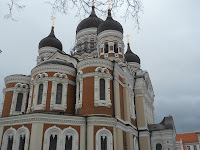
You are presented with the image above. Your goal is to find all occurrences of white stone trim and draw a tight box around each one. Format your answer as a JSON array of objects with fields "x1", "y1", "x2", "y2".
[
  {"x1": 62, "y1": 126, "x2": 79, "y2": 150},
  {"x1": 94, "y1": 67, "x2": 112, "y2": 107},
  {"x1": 10, "y1": 83, "x2": 29, "y2": 116},
  {"x1": 75, "y1": 71, "x2": 83, "y2": 110},
  {"x1": 1, "y1": 127, "x2": 16, "y2": 150},
  {"x1": 0, "y1": 88, "x2": 6, "y2": 116},
  {"x1": 4, "y1": 75, "x2": 30, "y2": 85},
  {"x1": 43, "y1": 125, "x2": 62, "y2": 150},
  {"x1": 15, "y1": 126, "x2": 30, "y2": 150},
  {"x1": 134, "y1": 137, "x2": 139, "y2": 150},
  {"x1": 27, "y1": 78, "x2": 34, "y2": 113},
  {"x1": 98, "y1": 30, "x2": 123, "y2": 41},
  {"x1": 77, "y1": 58, "x2": 113, "y2": 71},
  {"x1": 43, "y1": 126, "x2": 79, "y2": 150},
  {"x1": 0, "y1": 113, "x2": 86, "y2": 126},
  {"x1": 50, "y1": 73, "x2": 68, "y2": 111},
  {"x1": 38, "y1": 47, "x2": 58, "y2": 55},
  {"x1": 95, "y1": 127, "x2": 113, "y2": 150},
  {"x1": 2, "y1": 126, "x2": 30, "y2": 150},
  {"x1": 76, "y1": 27, "x2": 97, "y2": 39},
  {"x1": 31, "y1": 64, "x2": 76, "y2": 77},
  {"x1": 32, "y1": 73, "x2": 48, "y2": 111}
]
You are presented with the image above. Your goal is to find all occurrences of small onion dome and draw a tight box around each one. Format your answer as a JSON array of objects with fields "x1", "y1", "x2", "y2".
[
  {"x1": 97, "y1": 9, "x2": 123, "y2": 35},
  {"x1": 39, "y1": 27, "x2": 63, "y2": 51},
  {"x1": 125, "y1": 43, "x2": 140, "y2": 64},
  {"x1": 76, "y1": 6, "x2": 103, "y2": 34}
]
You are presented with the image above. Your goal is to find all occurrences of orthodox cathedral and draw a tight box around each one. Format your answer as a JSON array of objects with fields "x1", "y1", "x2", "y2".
[{"x1": 0, "y1": 5, "x2": 176, "y2": 150}]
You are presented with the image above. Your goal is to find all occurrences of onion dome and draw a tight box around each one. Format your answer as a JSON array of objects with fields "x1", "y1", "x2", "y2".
[
  {"x1": 97, "y1": 9, "x2": 123, "y2": 35},
  {"x1": 39, "y1": 27, "x2": 63, "y2": 51},
  {"x1": 76, "y1": 6, "x2": 103, "y2": 34},
  {"x1": 125, "y1": 43, "x2": 140, "y2": 64}
]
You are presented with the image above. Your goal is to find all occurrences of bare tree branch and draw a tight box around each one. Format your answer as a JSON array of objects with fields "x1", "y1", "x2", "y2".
[
  {"x1": 5, "y1": 0, "x2": 142, "y2": 29},
  {"x1": 5, "y1": 0, "x2": 25, "y2": 21}
]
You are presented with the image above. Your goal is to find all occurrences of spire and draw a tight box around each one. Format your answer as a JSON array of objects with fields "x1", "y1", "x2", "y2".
[
  {"x1": 108, "y1": 0, "x2": 111, "y2": 11},
  {"x1": 90, "y1": 4, "x2": 97, "y2": 17},
  {"x1": 92, "y1": 0, "x2": 95, "y2": 7},
  {"x1": 48, "y1": 26, "x2": 56, "y2": 38}
]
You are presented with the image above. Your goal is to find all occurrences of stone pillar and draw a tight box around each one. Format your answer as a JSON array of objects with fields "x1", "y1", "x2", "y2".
[
  {"x1": 80, "y1": 125, "x2": 86, "y2": 150},
  {"x1": 87, "y1": 125, "x2": 94, "y2": 150},
  {"x1": 29, "y1": 123, "x2": 44, "y2": 150}
]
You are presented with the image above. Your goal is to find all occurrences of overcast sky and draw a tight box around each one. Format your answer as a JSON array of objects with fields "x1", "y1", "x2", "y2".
[{"x1": 0, "y1": 0, "x2": 200, "y2": 133}]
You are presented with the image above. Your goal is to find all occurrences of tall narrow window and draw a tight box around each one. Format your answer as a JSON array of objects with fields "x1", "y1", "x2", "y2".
[
  {"x1": 65, "y1": 136, "x2": 72, "y2": 150},
  {"x1": 101, "y1": 136, "x2": 107, "y2": 150},
  {"x1": 90, "y1": 38, "x2": 95, "y2": 49},
  {"x1": 56, "y1": 84, "x2": 63, "y2": 104},
  {"x1": 15, "y1": 93, "x2": 23, "y2": 111},
  {"x1": 114, "y1": 43, "x2": 118, "y2": 53},
  {"x1": 100, "y1": 79, "x2": 105, "y2": 100},
  {"x1": 104, "y1": 43, "x2": 108, "y2": 53},
  {"x1": 18, "y1": 135, "x2": 26, "y2": 150},
  {"x1": 7, "y1": 136, "x2": 13, "y2": 150},
  {"x1": 37, "y1": 84, "x2": 43, "y2": 104},
  {"x1": 49, "y1": 135, "x2": 57, "y2": 150}
]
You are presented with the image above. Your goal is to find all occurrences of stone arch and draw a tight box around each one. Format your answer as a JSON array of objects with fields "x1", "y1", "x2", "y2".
[
  {"x1": 95, "y1": 127, "x2": 113, "y2": 150},
  {"x1": 156, "y1": 143, "x2": 162, "y2": 150},
  {"x1": 1, "y1": 127, "x2": 16, "y2": 150},
  {"x1": 62, "y1": 126, "x2": 79, "y2": 150},
  {"x1": 15, "y1": 126, "x2": 30, "y2": 150},
  {"x1": 43, "y1": 126, "x2": 62, "y2": 150}
]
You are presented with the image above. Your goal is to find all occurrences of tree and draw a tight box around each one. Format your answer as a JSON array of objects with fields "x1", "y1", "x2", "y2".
[{"x1": 5, "y1": 0, "x2": 142, "y2": 28}]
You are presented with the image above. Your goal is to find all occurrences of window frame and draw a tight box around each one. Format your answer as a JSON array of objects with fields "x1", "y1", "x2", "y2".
[
  {"x1": 95, "y1": 127, "x2": 113, "y2": 150},
  {"x1": 75, "y1": 71, "x2": 83, "y2": 110},
  {"x1": 10, "y1": 83, "x2": 29, "y2": 116},
  {"x1": 32, "y1": 73, "x2": 48, "y2": 111},
  {"x1": 94, "y1": 67, "x2": 112, "y2": 107},
  {"x1": 50, "y1": 73, "x2": 68, "y2": 111}
]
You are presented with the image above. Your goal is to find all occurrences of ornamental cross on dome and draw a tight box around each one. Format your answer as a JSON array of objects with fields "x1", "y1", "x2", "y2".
[
  {"x1": 108, "y1": 0, "x2": 111, "y2": 10},
  {"x1": 52, "y1": 16, "x2": 56, "y2": 27},
  {"x1": 126, "y1": 34, "x2": 130, "y2": 43}
]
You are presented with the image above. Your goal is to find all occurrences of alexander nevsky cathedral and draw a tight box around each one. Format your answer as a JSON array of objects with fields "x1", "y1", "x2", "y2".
[{"x1": 0, "y1": 4, "x2": 176, "y2": 150}]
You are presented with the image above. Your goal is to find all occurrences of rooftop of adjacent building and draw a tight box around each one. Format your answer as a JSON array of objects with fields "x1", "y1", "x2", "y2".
[{"x1": 176, "y1": 131, "x2": 200, "y2": 143}]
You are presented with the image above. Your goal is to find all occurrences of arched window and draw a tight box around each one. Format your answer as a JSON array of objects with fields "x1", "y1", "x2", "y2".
[
  {"x1": 156, "y1": 143, "x2": 162, "y2": 150},
  {"x1": 49, "y1": 135, "x2": 57, "y2": 150},
  {"x1": 96, "y1": 128, "x2": 113, "y2": 150},
  {"x1": 18, "y1": 135, "x2": 26, "y2": 150},
  {"x1": 114, "y1": 43, "x2": 118, "y2": 53},
  {"x1": 37, "y1": 84, "x2": 43, "y2": 104},
  {"x1": 2, "y1": 127, "x2": 16, "y2": 150},
  {"x1": 101, "y1": 136, "x2": 107, "y2": 150},
  {"x1": 56, "y1": 83, "x2": 63, "y2": 104},
  {"x1": 7, "y1": 136, "x2": 13, "y2": 150},
  {"x1": 65, "y1": 135, "x2": 72, "y2": 150},
  {"x1": 104, "y1": 43, "x2": 108, "y2": 53},
  {"x1": 15, "y1": 93, "x2": 23, "y2": 111},
  {"x1": 100, "y1": 78, "x2": 105, "y2": 100}
]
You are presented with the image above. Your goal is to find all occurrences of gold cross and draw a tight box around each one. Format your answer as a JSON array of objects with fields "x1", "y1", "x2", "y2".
[
  {"x1": 92, "y1": 0, "x2": 94, "y2": 7},
  {"x1": 108, "y1": 0, "x2": 111, "y2": 10},
  {"x1": 126, "y1": 34, "x2": 130, "y2": 43},
  {"x1": 52, "y1": 16, "x2": 56, "y2": 27}
]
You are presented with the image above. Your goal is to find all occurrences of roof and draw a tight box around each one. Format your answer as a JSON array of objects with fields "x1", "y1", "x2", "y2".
[
  {"x1": 39, "y1": 27, "x2": 63, "y2": 51},
  {"x1": 97, "y1": 9, "x2": 123, "y2": 35},
  {"x1": 76, "y1": 6, "x2": 103, "y2": 33},
  {"x1": 124, "y1": 43, "x2": 140, "y2": 64},
  {"x1": 149, "y1": 116, "x2": 175, "y2": 131},
  {"x1": 176, "y1": 132, "x2": 200, "y2": 143}
]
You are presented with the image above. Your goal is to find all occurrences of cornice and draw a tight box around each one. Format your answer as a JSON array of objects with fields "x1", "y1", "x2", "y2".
[
  {"x1": 76, "y1": 28, "x2": 97, "y2": 39},
  {"x1": 31, "y1": 64, "x2": 76, "y2": 77},
  {"x1": 77, "y1": 58, "x2": 113, "y2": 71},
  {"x1": 98, "y1": 30, "x2": 123, "y2": 40},
  {"x1": 0, "y1": 113, "x2": 85, "y2": 126},
  {"x1": 4, "y1": 75, "x2": 30, "y2": 85}
]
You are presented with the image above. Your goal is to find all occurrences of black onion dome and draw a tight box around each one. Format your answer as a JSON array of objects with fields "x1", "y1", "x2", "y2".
[
  {"x1": 97, "y1": 9, "x2": 123, "y2": 35},
  {"x1": 125, "y1": 43, "x2": 140, "y2": 64},
  {"x1": 39, "y1": 27, "x2": 63, "y2": 51},
  {"x1": 76, "y1": 6, "x2": 103, "y2": 33}
]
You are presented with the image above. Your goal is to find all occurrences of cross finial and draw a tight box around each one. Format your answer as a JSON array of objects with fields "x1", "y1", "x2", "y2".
[
  {"x1": 126, "y1": 34, "x2": 130, "y2": 43},
  {"x1": 92, "y1": 0, "x2": 94, "y2": 7},
  {"x1": 108, "y1": 0, "x2": 111, "y2": 10},
  {"x1": 52, "y1": 16, "x2": 56, "y2": 27}
]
